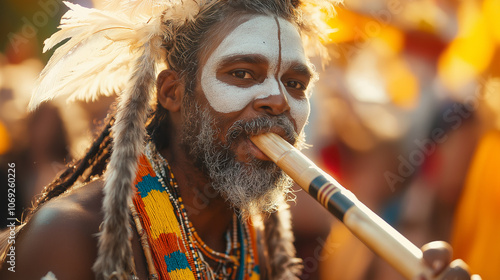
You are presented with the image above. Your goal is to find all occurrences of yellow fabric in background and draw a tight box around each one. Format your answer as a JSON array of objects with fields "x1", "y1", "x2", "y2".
[{"x1": 451, "y1": 130, "x2": 500, "y2": 279}]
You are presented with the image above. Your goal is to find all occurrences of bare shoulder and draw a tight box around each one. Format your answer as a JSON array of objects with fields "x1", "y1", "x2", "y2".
[{"x1": 0, "y1": 180, "x2": 105, "y2": 280}]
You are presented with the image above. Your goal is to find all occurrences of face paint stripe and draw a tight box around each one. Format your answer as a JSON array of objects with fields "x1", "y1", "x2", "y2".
[
  {"x1": 274, "y1": 16, "x2": 287, "y2": 102},
  {"x1": 274, "y1": 16, "x2": 282, "y2": 79}
]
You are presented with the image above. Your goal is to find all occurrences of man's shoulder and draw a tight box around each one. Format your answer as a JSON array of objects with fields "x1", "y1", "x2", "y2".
[
  {"x1": 0, "y1": 180, "x2": 106, "y2": 280},
  {"x1": 29, "y1": 179, "x2": 105, "y2": 231}
]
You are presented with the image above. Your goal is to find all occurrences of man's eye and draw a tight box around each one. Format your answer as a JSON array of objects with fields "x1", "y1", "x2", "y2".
[
  {"x1": 231, "y1": 70, "x2": 253, "y2": 79},
  {"x1": 286, "y1": 80, "x2": 306, "y2": 90}
]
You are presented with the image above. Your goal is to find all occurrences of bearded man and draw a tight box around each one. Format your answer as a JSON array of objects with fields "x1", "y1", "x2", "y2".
[{"x1": 0, "y1": 1, "x2": 480, "y2": 280}]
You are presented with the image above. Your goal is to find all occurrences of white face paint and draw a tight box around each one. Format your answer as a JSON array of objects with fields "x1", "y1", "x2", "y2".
[{"x1": 200, "y1": 15, "x2": 312, "y2": 133}]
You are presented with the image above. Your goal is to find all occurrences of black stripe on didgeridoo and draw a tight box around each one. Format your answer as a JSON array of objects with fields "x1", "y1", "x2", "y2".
[
  {"x1": 327, "y1": 191, "x2": 355, "y2": 221},
  {"x1": 309, "y1": 175, "x2": 355, "y2": 221}
]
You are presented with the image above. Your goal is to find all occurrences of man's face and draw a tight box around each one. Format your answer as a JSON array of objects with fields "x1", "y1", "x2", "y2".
[
  {"x1": 199, "y1": 15, "x2": 313, "y2": 158},
  {"x1": 180, "y1": 15, "x2": 312, "y2": 216}
]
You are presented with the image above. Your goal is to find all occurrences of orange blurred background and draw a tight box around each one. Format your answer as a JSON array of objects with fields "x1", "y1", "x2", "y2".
[{"x1": 1, "y1": 1, "x2": 499, "y2": 279}]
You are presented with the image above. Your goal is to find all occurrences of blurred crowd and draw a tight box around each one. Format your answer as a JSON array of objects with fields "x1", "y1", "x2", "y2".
[{"x1": 1, "y1": 0, "x2": 499, "y2": 279}]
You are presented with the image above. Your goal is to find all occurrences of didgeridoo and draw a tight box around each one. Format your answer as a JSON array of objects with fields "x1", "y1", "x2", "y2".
[{"x1": 251, "y1": 133, "x2": 448, "y2": 279}]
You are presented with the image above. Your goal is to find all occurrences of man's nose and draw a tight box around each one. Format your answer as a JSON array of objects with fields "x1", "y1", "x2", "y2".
[{"x1": 253, "y1": 80, "x2": 290, "y2": 115}]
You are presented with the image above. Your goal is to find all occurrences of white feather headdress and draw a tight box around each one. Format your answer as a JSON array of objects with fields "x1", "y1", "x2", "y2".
[
  {"x1": 29, "y1": 0, "x2": 200, "y2": 107},
  {"x1": 29, "y1": 1, "x2": 339, "y2": 279}
]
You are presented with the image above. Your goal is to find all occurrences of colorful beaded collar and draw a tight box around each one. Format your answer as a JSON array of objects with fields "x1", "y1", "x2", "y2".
[{"x1": 129, "y1": 143, "x2": 260, "y2": 280}]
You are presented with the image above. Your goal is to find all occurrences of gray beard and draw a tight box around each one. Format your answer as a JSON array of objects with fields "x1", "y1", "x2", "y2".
[{"x1": 181, "y1": 101, "x2": 301, "y2": 217}]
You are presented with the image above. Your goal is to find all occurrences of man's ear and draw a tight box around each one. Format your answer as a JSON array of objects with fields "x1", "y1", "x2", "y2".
[{"x1": 157, "y1": 69, "x2": 184, "y2": 112}]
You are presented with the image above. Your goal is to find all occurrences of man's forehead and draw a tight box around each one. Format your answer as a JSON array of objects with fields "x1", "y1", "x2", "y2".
[{"x1": 209, "y1": 15, "x2": 308, "y2": 67}]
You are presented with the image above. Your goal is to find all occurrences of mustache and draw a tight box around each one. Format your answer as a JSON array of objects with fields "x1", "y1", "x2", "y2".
[{"x1": 225, "y1": 114, "x2": 298, "y2": 146}]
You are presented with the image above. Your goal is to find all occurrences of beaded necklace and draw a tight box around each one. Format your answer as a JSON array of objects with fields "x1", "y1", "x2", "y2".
[{"x1": 130, "y1": 143, "x2": 260, "y2": 280}]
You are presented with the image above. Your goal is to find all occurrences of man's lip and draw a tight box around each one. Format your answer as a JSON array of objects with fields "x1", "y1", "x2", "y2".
[{"x1": 247, "y1": 138, "x2": 271, "y2": 161}]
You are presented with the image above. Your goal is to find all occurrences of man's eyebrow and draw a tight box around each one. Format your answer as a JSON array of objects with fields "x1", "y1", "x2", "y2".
[
  {"x1": 217, "y1": 54, "x2": 269, "y2": 69},
  {"x1": 289, "y1": 62, "x2": 314, "y2": 79}
]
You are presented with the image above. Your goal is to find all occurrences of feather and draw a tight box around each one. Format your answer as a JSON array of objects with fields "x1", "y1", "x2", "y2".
[
  {"x1": 28, "y1": 0, "x2": 205, "y2": 111},
  {"x1": 28, "y1": 1, "x2": 166, "y2": 110},
  {"x1": 104, "y1": 0, "x2": 201, "y2": 22}
]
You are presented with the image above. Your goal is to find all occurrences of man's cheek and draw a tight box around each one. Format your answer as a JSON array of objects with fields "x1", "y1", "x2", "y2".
[
  {"x1": 204, "y1": 81, "x2": 258, "y2": 114},
  {"x1": 289, "y1": 98, "x2": 310, "y2": 133}
]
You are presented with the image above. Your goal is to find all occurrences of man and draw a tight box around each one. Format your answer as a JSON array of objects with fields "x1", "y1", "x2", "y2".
[{"x1": 0, "y1": 0, "x2": 479, "y2": 279}]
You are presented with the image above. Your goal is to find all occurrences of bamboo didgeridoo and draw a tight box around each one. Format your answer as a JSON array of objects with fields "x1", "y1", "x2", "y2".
[{"x1": 250, "y1": 133, "x2": 435, "y2": 279}]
